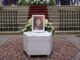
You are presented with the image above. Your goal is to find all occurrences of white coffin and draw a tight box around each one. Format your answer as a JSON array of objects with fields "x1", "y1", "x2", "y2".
[{"x1": 23, "y1": 31, "x2": 53, "y2": 56}]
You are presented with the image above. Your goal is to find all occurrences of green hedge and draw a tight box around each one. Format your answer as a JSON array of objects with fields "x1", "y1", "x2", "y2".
[{"x1": 17, "y1": 0, "x2": 55, "y2": 6}]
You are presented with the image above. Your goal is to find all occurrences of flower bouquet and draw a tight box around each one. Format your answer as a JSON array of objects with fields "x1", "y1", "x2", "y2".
[
  {"x1": 30, "y1": 1, "x2": 47, "y2": 5},
  {"x1": 17, "y1": 0, "x2": 28, "y2": 6},
  {"x1": 21, "y1": 18, "x2": 54, "y2": 32}
]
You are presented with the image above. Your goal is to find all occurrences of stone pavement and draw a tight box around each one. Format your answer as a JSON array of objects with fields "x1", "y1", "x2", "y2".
[
  {"x1": 62, "y1": 35, "x2": 80, "y2": 60},
  {"x1": 0, "y1": 35, "x2": 80, "y2": 60}
]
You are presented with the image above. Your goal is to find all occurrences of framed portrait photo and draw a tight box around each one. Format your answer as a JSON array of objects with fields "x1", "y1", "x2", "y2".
[{"x1": 32, "y1": 15, "x2": 45, "y2": 32}]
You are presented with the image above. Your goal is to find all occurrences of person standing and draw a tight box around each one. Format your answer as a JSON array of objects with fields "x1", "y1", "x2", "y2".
[
  {"x1": 2, "y1": 0, "x2": 8, "y2": 5},
  {"x1": 56, "y1": 0, "x2": 61, "y2": 5},
  {"x1": 60, "y1": 0, "x2": 70, "y2": 5},
  {"x1": 70, "y1": 0, "x2": 77, "y2": 5},
  {"x1": 2, "y1": 0, "x2": 18, "y2": 6},
  {"x1": 79, "y1": 0, "x2": 80, "y2": 6}
]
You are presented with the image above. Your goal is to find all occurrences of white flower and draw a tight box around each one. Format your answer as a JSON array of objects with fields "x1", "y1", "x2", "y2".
[
  {"x1": 36, "y1": 1, "x2": 39, "y2": 4},
  {"x1": 28, "y1": 18, "x2": 32, "y2": 24},
  {"x1": 48, "y1": 22, "x2": 52, "y2": 25},
  {"x1": 18, "y1": 0, "x2": 21, "y2": 3},
  {"x1": 25, "y1": 23, "x2": 31, "y2": 28},
  {"x1": 44, "y1": 19, "x2": 48, "y2": 24},
  {"x1": 40, "y1": 1, "x2": 44, "y2": 4},
  {"x1": 50, "y1": 29, "x2": 53, "y2": 32},
  {"x1": 21, "y1": 18, "x2": 54, "y2": 32},
  {"x1": 21, "y1": 27, "x2": 27, "y2": 32},
  {"x1": 31, "y1": 1, "x2": 34, "y2": 4},
  {"x1": 51, "y1": 26, "x2": 54, "y2": 30}
]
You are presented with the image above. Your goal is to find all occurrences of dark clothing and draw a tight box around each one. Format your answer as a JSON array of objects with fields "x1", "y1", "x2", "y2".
[
  {"x1": 2, "y1": 0, "x2": 18, "y2": 5},
  {"x1": 60, "y1": 0, "x2": 70, "y2": 5},
  {"x1": 56, "y1": 0, "x2": 60, "y2": 5},
  {"x1": 2, "y1": 0, "x2": 8, "y2": 5}
]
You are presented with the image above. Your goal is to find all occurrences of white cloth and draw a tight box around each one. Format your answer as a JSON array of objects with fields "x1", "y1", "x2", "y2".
[
  {"x1": 23, "y1": 31, "x2": 52, "y2": 55},
  {"x1": 23, "y1": 31, "x2": 52, "y2": 37}
]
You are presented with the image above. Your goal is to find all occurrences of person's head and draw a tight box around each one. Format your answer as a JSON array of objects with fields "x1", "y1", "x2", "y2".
[
  {"x1": 33, "y1": 17, "x2": 43, "y2": 30},
  {"x1": 35, "y1": 18, "x2": 42, "y2": 27}
]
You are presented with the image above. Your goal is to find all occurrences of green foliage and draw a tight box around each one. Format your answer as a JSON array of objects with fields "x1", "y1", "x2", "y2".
[
  {"x1": 21, "y1": 18, "x2": 54, "y2": 32},
  {"x1": 17, "y1": 0, "x2": 28, "y2": 6},
  {"x1": 29, "y1": 0, "x2": 47, "y2": 5},
  {"x1": 17, "y1": 0, "x2": 56, "y2": 5},
  {"x1": 49, "y1": 0, "x2": 55, "y2": 5}
]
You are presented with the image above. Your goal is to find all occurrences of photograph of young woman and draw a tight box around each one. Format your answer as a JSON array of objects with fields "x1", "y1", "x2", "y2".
[{"x1": 32, "y1": 15, "x2": 45, "y2": 32}]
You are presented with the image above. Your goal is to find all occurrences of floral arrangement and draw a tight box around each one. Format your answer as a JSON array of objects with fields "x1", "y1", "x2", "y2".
[
  {"x1": 17, "y1": 0, "x2": 55, "y2": 5},
  {"x1": 17, "y1": 0, "x2": 28, "y2": 6},
  {"x1": 30, "y1": 1, "x2": 47, "y2": 5},
  {"x1": 49, "y1": 0, "x2": 55, "y2": 5},
  {"x1": 21, "y1": 18, "x2": 54, "y2": 32}
]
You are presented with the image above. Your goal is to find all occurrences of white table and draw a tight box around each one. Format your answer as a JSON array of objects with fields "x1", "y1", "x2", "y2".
[{"x1": 23, "y1": 31, "x2": 53, "y2": 56}]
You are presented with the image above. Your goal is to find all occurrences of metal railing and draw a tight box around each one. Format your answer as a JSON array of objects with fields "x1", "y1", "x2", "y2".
[
  {"x1": 60, "y1": 10, "x2": 80, "y2": 31},
  {"x1": 0, "y1": 10, "x2": 17, "y2": 31}
]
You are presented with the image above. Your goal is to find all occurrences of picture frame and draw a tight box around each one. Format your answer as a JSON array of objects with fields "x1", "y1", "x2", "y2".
[{"x1": 32, "y1": 15, "x2": 45, "y2": 32}]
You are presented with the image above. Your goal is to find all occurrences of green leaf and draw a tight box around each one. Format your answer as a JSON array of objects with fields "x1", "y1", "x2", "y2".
[{"x1": 17, "y1": 0, "x2": 28, "y2": 6}]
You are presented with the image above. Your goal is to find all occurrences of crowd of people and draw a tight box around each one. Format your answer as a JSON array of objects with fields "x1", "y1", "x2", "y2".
[
  {"x1": 0, "y1": 0, "x2": 18, "y2": 6},
  {"x1": 56, "y1": 0, "x2": 80, "y2": 6},
  {"x1": 0, "y1": 0, "x2": 80, "y2": 6}
]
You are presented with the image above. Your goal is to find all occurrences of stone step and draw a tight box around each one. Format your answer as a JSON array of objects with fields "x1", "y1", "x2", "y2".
[
  {"x1": 3, "y1": 6, "x2": 80, "y2": 10},
  {"x1": 0, "y1": 30, "x2": 80, "y2": 35},
  {"x1": 49, "y1": 19, "x2": 60, "y2": 22},
  {"x1": 55, "y1": 31, "x2": 80, "y2": 35},
  {"x1": 48, "y1": 6, "x2": 80, "y2": 10},
  {"x1": 49, "y1": 17, "x2": 59, "y2": 19},
  {"x1": 0, "y1": 15, "x2": 28, "y2": 18},
  {"x1": 0, "y1": 20, "x2": 27, "y2": 24},
  {"x1": 1, "y1": 6, "x2": 80, "y2": 32},
  {"x1": 52, "y1": 22, "x2": 80, "y2": 25},
  {"x1": 0, "y1": 26, "x2": 22, "y2": 28},
  {"x1": 48, "y1": 15, "x2": 59, "y2": 17},
  {"x1": 48, "y1": 13, "x2": 60, "y2": 16},
  {"x1": 0, "y1": 31, "x2": 21, "y2": 35},
  {"x1": 48, "y1": 11, "x2": 59, "y2": 13},
  {"x1": 0, "y1": 23, "x2": 60, "y2": 27},
  {"x1": 0, "y1": 23, "x2": 25, "y2": 24},
  {"x1": 18, "y1": 13, "x2": 28, "y2": 16},
  {"x1": 2, "y1": 6, "x2": 29, "y2": 10},
  {"x1": 17, "y1": 20, "x2": 27, "y2": 23}
]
